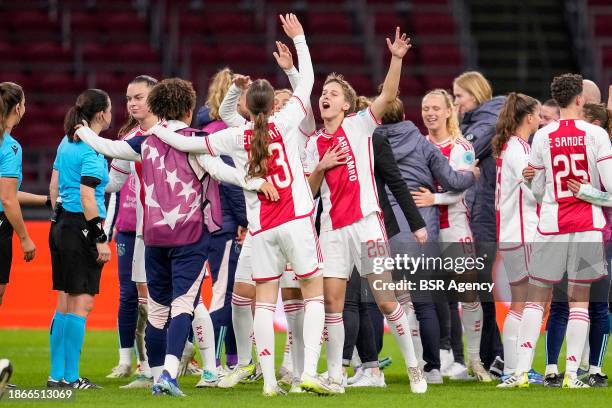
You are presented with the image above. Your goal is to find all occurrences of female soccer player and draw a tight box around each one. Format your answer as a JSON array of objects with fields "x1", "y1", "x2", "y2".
[
  {"x1": 453, "y1": 71, "x2": 506, "y2": 375},
  {"x1": 104, "y1": 75, "x2": 158, "y2": 387},
  {"x1": 0, "y1": 82, "x2": 48, "y2": 306},
  {"x1": 149, "y1": 14, "x2": 332, "y2": 397},
  {"x1": 491, "y1": 93, "x2": 540, "y2": 379},
  {"x1": 216, "y1": 40, "x2": 319, "y2": 392},
  {"x1": 303, "y1": 28, "x2": 428, "y2": 394},
  {"x1": 48, "y1": 89, "x2": 112, "y2": 389},
  {"x1": 75, "y1": 78, "x2": 274, "y2": 397},
  {"x1": 411, "y1": 89, "x2": 491, "y2": 382}
]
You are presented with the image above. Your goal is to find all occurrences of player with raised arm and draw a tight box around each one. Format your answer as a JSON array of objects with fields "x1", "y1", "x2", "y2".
[
  {"x1": 492, "y1": 93, "x2": 540, "y2": 380},
  {"x1": 148, "y1": 14, "x2": 332, "y2": 397},
  {"x1": 303, "y1": 28, "x2": 427, "y2": 394},
  {"x1": 498, "y1": 74, "x2": 612, "y2": 389},
  {"x1": 411, "y1": 88, "x2": 490, "y2": 382},
  {"x1": 74, "y1": 79, "x2": 274, "y2": 397}
]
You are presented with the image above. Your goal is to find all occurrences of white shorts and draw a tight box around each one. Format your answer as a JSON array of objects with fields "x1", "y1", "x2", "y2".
[
  {"x1": 235, "y1": 234, "x2": 300, "y2": 288},
  {"x1": 131, "y1": 235, "x2": 146, "y2": 283},
  {"x1": 528, "y1": 230, "x2": 606, "y2": 284},
  {"x1": 320, "y1": 212, "x2": 389, "y2": 279},
  {"x1": 250, "y1": 216, "x2": 323, "y2": 282},
  {"x1": 439, "y1": 224, "x2": 476, "y2": 265},
  {"x1": 499, "y1": 244, "x2": 531, "y2": 285}
]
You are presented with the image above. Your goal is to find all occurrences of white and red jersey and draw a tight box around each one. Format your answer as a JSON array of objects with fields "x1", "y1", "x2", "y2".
[
  {"x1": 304, "y1": 107, "x2": 381, "y2": 231},
  {"x1": 529, "y1": 119, "x2": 612, "y2": 234},
  {"x1": 203, "y1": 95, "x2": 315, "y2": 234},
  {"x1": 495, "y1": 136, "x2": 538, "y2": 246},
  {"x1": 427, "y1": 136, "x2": 474, "y2": 234}
]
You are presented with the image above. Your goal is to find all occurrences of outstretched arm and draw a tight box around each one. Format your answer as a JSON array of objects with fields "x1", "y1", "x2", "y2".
[
  {"x1": 369, "y1": 28, "x2": 412, "y2": 122},
  {"x1": 219, "y1": 79, "x2": 249, "y2": 128},
  {"x1": 150, "y1": 125, "x2": 238, "y2": 156},
  {"x1": 76, "y1": 127, "x2": 140, "y2": 161},
  {"x1": 568, "y1": 180, "x2": 612, "y2": 207}
]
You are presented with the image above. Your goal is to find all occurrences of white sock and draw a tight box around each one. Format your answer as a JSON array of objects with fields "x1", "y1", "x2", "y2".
[
  {"x1": 402, "y1": 301, "x2": 423, "y2": 365},
  {"x1": 461, "y1": 302, "x2": 483, "y2": 362},
  {"x1": 181, "y1": 340, "x2": 194, "y2": 362},
  {"x1": 589, "y1": 365, "x2": 602, "y2": 375},
  {"x1": 193, "y1": 302, "x2": 217, "y2": 374},
  {"x1": 565, "y1": 308, "x2": 590, "y2": 375},
  {"x1": 516, "y1": 303, "x2": 544, "y2": 374},
  {"x1": 140, "y1": 359, "x2": 151, "y2": 377},
  {"x1": 302, "y1": 296, "x2": 325, "y2": 378},
  {"x1": 351, "y1": 347, "x2": 362, "y2": 368},
  {"x1": 580, "y1": 338, "x2": 590, "y2": 371},
  {"x1": 545, "y1": 364, "x2": 558, "y2": 376},
  {"x1": 324, "y1": 312, "x2": 344, "y2": 383},
  {"x1": 502, "y1": 310, "x2": 522, "y2": 375},
  {"x1": 119, "y1": 347, "x2": 133, "y2": 367},
  {"x1": 164, "y1": 354, "x2": 180, "y2": 379},
  {"x1": 254, "y1": 302, "x2": 277, "y2": 387},
  {"x1": 280, "y1": 335, "x2": 292, "y2": 371},
  {"x1": 232, "y1": 293, "x2": 254, "y2": 367},
  {"x1": 151, "y1": 365, "x2": 163, "y2": 382},
  {"x1": 386, "y1": 304, "x2": 418, "y2": 368},
  {"x1": 283, "y1": 299, "x2": 304, "y2": 378}
]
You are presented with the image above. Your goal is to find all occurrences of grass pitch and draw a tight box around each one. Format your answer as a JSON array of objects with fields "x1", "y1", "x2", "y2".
[{"x1": 0, "y1": 329, "x2": 610, "y2": 407}]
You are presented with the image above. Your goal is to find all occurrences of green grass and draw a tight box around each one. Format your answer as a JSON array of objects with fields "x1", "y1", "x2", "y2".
[{"x1": 0, "y1": 329, "x2": 610, "y2": 407}]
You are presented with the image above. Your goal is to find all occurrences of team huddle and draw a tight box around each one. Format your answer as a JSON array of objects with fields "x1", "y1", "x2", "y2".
[{"x1": 0, "y1": 12, "x2": 610, "y2": 398}]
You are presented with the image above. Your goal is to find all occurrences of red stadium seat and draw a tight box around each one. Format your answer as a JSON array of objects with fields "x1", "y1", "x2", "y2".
[
  {"x1": 411, "y1": 13, "x2": 456, "y2": 35},
  {"x1": 18, "y1": 123, "x2": 64, "y2": 147},
  {"x1": 38, "y1": 73, "x2": 85, "y2": 93},
  {"x1": 82, "y1": 42, "x2": 113, "y2": 62},
  {"x1": 114, "y1": 43, "x2": 160, "y2": 64},
  {"x1": 21, "y1": 42, "x2": 72, "y2": 63},
  {"x1": 419, "y1": 44, "x2": 462, "y2": 66},
  {"x1": 71, "y1": 12, "x2": 102, "y2": 34},
  {"x1": 219, "y1": 45, "x2": 267, "y2": 65},
  {"x1": 190, "y1": 44, "x2": 220, "y2": 65},
  {"x1": 207, "y1": 13, "x2": 255, "y2": 35},
  {"x1": 177, "y1": 13, "x2": 208, "y2": 35},
  {"x1": 307, "y1": 12, "x2": 352, "y2": 35},
  {"x1": 423, "y1": 75, "x2": 456, "y2": 92},
  {"x1": 374, "y1": 13, "x2": 405, "y2": 35},
  {"x1": 399, "y1": 76, "x2": 423, "y2": 97},
  {"x1": 602, "y1": 47, "x2": 612, "y2": 66},
  {"x1": 312, "y1": 45, "x2": 364, "y2": 64},
  {"x1": 105, "y1": 12, "x2": 148, "y2": 33},
  {"x1": 345, "y1": 75, "x2": 375, "y2": 96},
  {"x1": 11, "y1": 11, "x2": 59, "y2": 32},
  {"x1": 594, "y1": 15, "x2": 612, "y2": 37}
]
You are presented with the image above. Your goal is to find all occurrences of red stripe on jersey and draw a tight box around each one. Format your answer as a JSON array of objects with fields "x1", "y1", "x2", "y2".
[
  {"x1": 318, "y1": 126, "x2": 364, "y2": 229},
  {"x1": 293, "y1": 95, "x2": 307, "y2": 116},
  {"x1": 528, "y1": 162, "x2": 544, "y2": 170},
  {"x1": 597, "y1": 154, "x2": 612, "y2": 162},
  {"x1": 549, "y1": 121, "x2": 595, "y2": 233},
  {"x1": 368, "y1": 106, "x2": 382, "y2": 125},
  {"x1": 204, "y1": 136, "x2": 216, "y2": 156},
  {"x1": 111, "y1": 163, "x2": 130, "y2": 175}
]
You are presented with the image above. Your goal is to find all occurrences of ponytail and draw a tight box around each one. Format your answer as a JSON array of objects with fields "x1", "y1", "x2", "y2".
[
  {"x1": 247, "y1": 112, "x2": 271, "y2": 178},
  {"x1": 64, "y1": 89, "x2": 110, "y2": 141},
  {"x1": 492, "y1": 92, "x2": 538, "y2": 158},
  {"x1": 245, "y1": 79, "x2": 274, "y2": 179},
  {"x1": 0, "y1": 82, "x2": 25, "y2": 137}
]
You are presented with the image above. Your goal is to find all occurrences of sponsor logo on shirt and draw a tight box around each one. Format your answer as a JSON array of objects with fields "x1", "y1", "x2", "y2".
[{"x1": 11, "y1": 145, "x2": 18, "y2": 155}]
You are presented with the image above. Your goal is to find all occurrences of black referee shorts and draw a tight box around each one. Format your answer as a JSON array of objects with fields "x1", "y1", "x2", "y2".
[
  {"x1": 0, "y1": 212, "x2": 13, "y2": 284},
  {"x1": 51, "y1": 211, "x2": 103, "y2": 295}
]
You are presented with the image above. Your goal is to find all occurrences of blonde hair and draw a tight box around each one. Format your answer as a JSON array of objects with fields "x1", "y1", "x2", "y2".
[
  {"x1": 205, "y1": 67, "x2": 233, "y2": 120},
  {"x1": 453, "y1": 71, "x2": 493, "y2": 106},
  {"x1": 275, "y1": 88, "x2": 292, "y2": 97},
  {"x1": 355, "y1": 95, "x2": 372, "y2": 111},
  {"x1": 423, "y1": 89, "x2": 463, "y2": 144},
  {"x1": 324, "y1": 73, "x2": 357, "y2": 114}
]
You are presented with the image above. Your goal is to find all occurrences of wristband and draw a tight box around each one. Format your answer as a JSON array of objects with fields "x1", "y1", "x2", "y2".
[
  {"x1": 45, "y1": 196, "x2": 51, "y2": 208},
  {"x1": 87, "y1": 217, "x2": 107, "y2": 243}
]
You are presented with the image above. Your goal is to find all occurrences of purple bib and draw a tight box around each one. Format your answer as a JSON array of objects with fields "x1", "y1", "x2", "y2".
[
  {"x1": 114, "y1": 173, "x2": 137, "y2": 232},
  {"x1": 140, "y1": 127, "x2": 222, "y2": 247}
]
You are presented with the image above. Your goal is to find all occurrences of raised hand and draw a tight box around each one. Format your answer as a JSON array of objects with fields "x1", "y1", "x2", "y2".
[
  {"x1": 280, "y1": 13, "x2": 304, "y2": 39},
  {"x1": 386, "y1": 27, "x2": 411, "y2": 59},
  {"x1": 273, "y1": 41, "x2": 294, "y2": 70},
  {"x1": 233, "y1": 75, "x2": 251, "y2": 90}
]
